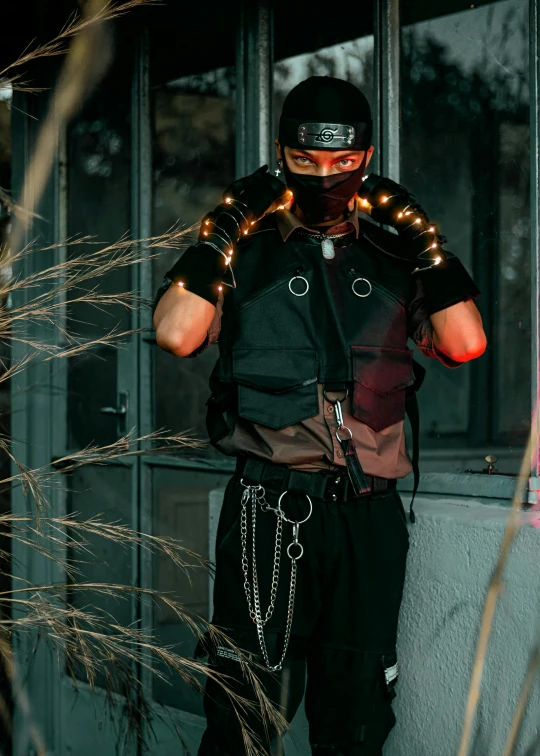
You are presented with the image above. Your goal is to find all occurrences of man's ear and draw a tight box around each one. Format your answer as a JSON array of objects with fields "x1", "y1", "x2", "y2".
[
  {"x1": 365, "y1": 146, "x2": 375, "y2": 168},
  {"x1": 275, "y1": 139, "x2": 283, "y2": 161}
]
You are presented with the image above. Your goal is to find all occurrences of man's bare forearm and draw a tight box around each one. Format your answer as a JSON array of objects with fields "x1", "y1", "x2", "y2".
[
  {"x1": 431, "y1": 299, "x2": 487, "y2": 362},
  {"x1": 153, "y1": 286, "x2": 216, "y2": 357}
]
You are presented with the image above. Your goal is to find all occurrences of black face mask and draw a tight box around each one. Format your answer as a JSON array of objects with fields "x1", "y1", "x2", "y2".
[{"x1": 282, "y1": 154, "x2": 368, "y2": 224}]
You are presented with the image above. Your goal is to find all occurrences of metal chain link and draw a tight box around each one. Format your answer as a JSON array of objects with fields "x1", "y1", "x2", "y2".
[{"x1": 239, "y1": 481, "x2": 308, "y2": 672}]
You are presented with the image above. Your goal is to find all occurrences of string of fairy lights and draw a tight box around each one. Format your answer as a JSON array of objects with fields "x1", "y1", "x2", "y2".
[{"x1": 174, "y1": 180, "x2": 442, "y2": 292}]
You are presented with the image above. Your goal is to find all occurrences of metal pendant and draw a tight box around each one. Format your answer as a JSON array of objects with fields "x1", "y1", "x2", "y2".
[{"x1": 321, "y1": 237, "x2": 335, "y2": 259}]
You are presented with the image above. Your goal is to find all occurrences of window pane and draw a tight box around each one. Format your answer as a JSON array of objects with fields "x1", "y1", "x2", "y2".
[
  {"x1": 401, "y1": 0, "x2": 529, "y2": 474},
  {"x1": 152, "y1": 70, "x2": 235, "y2": 456},
  {"x1": 66, "y1": 61, "x2": 132, "y2": 451}
]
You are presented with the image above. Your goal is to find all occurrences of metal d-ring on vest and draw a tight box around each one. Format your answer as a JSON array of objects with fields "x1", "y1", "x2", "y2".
[
  {"x1": 289, "y1": 275, "x2": 309, "y2": 297},
  {"x1": 239, "y1": 479, "x2": 313, "y2": 672}
]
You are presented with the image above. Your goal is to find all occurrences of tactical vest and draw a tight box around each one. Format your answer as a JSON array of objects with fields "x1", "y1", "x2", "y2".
[{"x1": 206, "y1": 214, "x2": 421, "y2": 445}]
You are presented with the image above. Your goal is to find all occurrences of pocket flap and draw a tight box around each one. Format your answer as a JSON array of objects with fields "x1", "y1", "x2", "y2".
[
  {"x1": 233, "y1": 348, "x2": 318, "y2": 394},
  {"x1": 351, "y1": 346, "x2": 414, "y2": 397}
]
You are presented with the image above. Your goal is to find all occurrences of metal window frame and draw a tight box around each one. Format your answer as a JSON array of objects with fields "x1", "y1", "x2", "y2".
[
  {"x1": 375, "y1": 0, "x2": 535, "y2": 502},
  {"x1": 236, "y1": 0, "x2": 274, "y2": 177},
  {"x1": 530, "y1": 0, "x2": 540, "y2": 487},
  {"x1": 239, "y1": 0, "x2": 529, "y2": 502}
]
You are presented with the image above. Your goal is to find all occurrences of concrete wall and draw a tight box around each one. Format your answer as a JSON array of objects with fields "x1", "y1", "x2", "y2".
[{"x1": 208, "y1": 490, "x2": 540, "y2": 755}]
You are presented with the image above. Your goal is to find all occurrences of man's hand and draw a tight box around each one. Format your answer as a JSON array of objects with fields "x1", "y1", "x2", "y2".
[{"x1": 356, "y1": 174, "x2": 446, "y2": 270}]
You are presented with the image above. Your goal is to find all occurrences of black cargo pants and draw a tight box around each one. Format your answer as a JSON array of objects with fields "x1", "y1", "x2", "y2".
[{"x1": 197, "y1": 467, "x2": 410, "y2": 756}]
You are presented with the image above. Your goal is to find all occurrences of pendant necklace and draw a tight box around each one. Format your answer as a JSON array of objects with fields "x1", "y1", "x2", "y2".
[{"x1": 299, "y1": 229, "x2": 352, "y2": 260}]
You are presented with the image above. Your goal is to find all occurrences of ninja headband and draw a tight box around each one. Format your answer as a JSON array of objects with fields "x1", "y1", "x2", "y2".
[{"x1": 278, "y1": 76, "x2": 373, "y2": 151}]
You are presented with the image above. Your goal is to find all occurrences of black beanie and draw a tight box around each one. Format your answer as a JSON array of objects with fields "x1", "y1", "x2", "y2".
[{"x1": 279, "y1": 76, "x2": 372, "y2": 151}]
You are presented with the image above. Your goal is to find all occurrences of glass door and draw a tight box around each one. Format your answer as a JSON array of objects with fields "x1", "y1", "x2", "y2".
[
  {"x1": 138, "y1": 62, "x2": 237, "y2": 751},
  {"x1": 50, "y1": 51, "x2": 140, "y2": 756}
]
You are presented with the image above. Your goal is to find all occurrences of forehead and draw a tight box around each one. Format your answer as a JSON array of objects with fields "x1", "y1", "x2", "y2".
[{"x1": 286, "y1": 147, "x2": 363, "y2": 159}]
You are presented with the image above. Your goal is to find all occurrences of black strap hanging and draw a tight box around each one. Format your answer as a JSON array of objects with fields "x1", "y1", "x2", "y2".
[{"x1": 405, "y1": 389, "x2": 420, "y2": 524}]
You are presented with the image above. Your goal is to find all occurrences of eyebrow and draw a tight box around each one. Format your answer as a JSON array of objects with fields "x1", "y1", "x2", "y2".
[{"x1": 289, "y1": 149, "x2": 360, "y2": 160}]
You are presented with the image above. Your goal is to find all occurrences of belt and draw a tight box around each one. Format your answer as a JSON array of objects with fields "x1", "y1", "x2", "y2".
[{"x1": 235, "y1": 457, "x2": 396, "y2": 502}]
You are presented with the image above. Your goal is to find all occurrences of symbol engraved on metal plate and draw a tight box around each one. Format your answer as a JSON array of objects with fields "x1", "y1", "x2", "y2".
[
  {"x1": 298, "y1": 123, "x2": 356, "y2": 148},
  {"x1": 321, "y1": 238, "x2": 335, "y2": 259}
]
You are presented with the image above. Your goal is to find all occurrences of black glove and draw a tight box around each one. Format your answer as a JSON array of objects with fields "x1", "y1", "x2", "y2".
[
  {"x1": 199, "y1": 164, "x2": 289, "y2": 256},
  {"x1": 358, "y1": 173, "x2": 447, "y2": 270},
  {"x1": 163, "y1": 166, "x2": 289, "y2": 306},
  {"x1": 358, "y1": 173, "x2": 480, "y2": 315}
]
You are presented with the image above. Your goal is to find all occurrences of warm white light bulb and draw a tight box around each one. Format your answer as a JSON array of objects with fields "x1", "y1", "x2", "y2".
[
  {"x1": 381, "y1": 196, "x2": 389, "y2": 203},
  {"x1": 244, "y1": 230, "x2": 248, "y2": 235},
  {"x1": 225, "y1": 197, "x2": 232, "y2": 203},
  {"x1": 435, "y1": 257, "x2": 441, "y2": 264},
  {"x1": 415, "y1": 218, "x2": 421, "y2": 224},
  {"x1": 228, "y1": 249, "x2": 233, "y2": 256},
  {"x1": 432, "y1": 242, "x2": 437, "y2": 248},
  {"x1": 177, "y1": 281, "x2": 184, "y2": 287},
  {"x1": 397, "y1": 212, "x2": 403, "y2": 218},
  {"x1": 429, "y1": 226, "x2": 435, "y2": 232},
  {"x1": 218, "y1": 285, "x2": 223, "y2": 291}
]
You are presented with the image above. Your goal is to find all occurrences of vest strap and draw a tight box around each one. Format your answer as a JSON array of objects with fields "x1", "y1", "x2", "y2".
[{"x1": 405, "y1": 391, "x2": 420, "y2": 523}]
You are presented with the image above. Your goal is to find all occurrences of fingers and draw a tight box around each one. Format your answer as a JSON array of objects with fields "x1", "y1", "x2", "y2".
[
  {"x1": 263, "y1": 189, "x2": 293, "y2": 217},
  {"x1": 356, "y1": 195, "x2": 373, "y2": 216}
]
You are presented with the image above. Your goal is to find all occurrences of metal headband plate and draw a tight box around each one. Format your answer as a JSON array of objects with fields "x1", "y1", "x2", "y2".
[{"x1": 298, "y1": 122, "x2": 355, "y2": 148}]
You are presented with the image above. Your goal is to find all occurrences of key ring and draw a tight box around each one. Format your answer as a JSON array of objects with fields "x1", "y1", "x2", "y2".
[
  {"x1": 289, "y1": 275, "x2": 309, "y2": 297},
  {"x1": 336, "y1": 426, "x2": 353, "y2": 442},
  {"x1": 351, "y1": 277, "x2": 372, "y2": 298},
  {"x1": 277, "y1": 491, "x2": 313, "y2": 525},
  {"x1": 287, "y1": 523, "x2": 305, "y2": 560},
  {"x1": 287, "y1": 542, "x2": 304, "y2": 560},
  {"x1": 240, "y1": 478, "x2": 264, "y2": 494}
]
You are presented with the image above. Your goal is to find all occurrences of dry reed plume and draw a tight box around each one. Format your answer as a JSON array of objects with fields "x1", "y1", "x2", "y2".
[
  {"x1": 10, "y1": 1, "x2": 540, "y2": 755},
  {"x1": 0, "y1": 0, "x2": 287, "y2": 753}
]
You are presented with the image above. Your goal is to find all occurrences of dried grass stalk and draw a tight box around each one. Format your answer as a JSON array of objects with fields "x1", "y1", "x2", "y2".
[
  {"x1": 457, "y1": 414, "x2": 538, "y2": 756},
  {"x1": 0, "y1": 0, "x2": 160, "y2": 94},
  {"x1": 0, "y1": 1, "x2": 285, "y2": 752}
]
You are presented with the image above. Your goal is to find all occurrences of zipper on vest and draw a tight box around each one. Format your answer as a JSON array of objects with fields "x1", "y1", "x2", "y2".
[
  {"x1": 235, "y1": 265, "x2": 305, "y2": 312},
  {"x1": 347, "y1": 267, "x2": 405, "y2": 310}
]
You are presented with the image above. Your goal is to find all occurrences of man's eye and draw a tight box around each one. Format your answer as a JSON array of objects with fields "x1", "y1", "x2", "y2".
[
  {"x1": 338, "y1": 159, "x2": 354, "y2": 167},
  {"x1": 295, "y1": 156, "x2": 313, "y2": 165}
]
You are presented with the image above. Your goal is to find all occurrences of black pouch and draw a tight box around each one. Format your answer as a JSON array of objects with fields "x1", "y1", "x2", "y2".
[
  {"x1": 351, "y1": 346, "x2": 415, "y2": 431},
  {"x1": 233, "y1": 347, "x2": 319, "y2": 429}
]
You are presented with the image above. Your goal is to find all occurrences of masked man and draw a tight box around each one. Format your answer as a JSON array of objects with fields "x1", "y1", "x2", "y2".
[{"x1": 153, "y1": 76, "x2": 486, "y2": 755}]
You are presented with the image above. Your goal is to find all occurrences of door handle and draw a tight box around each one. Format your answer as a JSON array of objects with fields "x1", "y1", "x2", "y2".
[
  {"x1": 99, "y1": 405, "x2": 127, "y2": 416},
  {"x1": 99, "y1": 391, "x2": 129, "y2": 435}
]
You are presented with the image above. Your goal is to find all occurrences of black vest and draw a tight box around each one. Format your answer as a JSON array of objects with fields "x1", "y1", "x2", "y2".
[{"x1": 207, "y1": 214, "x2": 421, "y2": 444}]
